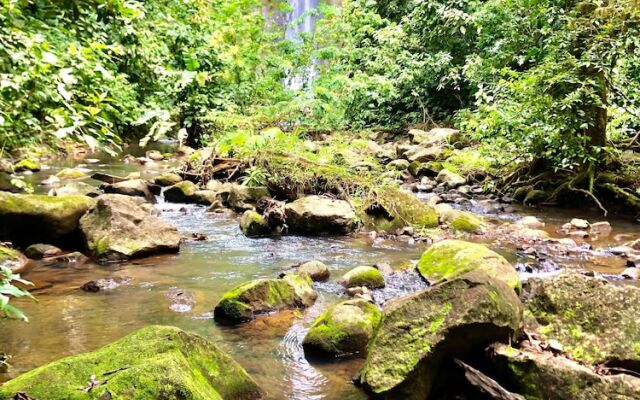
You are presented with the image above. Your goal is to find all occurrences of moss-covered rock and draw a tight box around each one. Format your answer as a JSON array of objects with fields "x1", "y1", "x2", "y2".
[
  {"x1": 53, "y1": 182, "x2": 102, "y2": 198},
  {"x1": 303, "y1": 299, "x2": 381, "y2": 357},
  {"x1": 340, "y1": 266, "x2": 385, "y2": 289},
  {"x1": 435, "y1": 204, "x2": 486, "y2": 233},
  {"x1": 358, "y1": 271, "x2": 523, "y2": 400},
  {"x1": 417, "y1": 240, "x2": 521, "y2": 292},
  {"x1": 56, "y1": 168, "x2": 88, "y2": 180},
  {"x1": 0, "y1": 244, "x2": 28, "y2": 273},
  {"x1": 285, "y1": 195, "x2": 357, "y2": 235},
  {"x1": 297, "y1": 260, "x2": 330, "y2": 282},
  {"x1": 0, "y1": 325, "x2": 264, "y2": 400},
  {"x1": 0, "y1": 192, "x2": 95, "y2": 247},
  {"x1": 79, "y1": 194, "x2": 180, "y2": 262},
  {"x1": 24, "y1": 243, "x2": 62, "y2": 260},
  {"x1": 524, "y1": 189, "x2": 548, "y2": 205},
  {"x1": 217, "y1": 184, "x2": 269, "y2": 211},
  {"x1": 524, "y1": 271, "x2": 640, "y2": 366},
  {"x1": 364, "y1": 187, "x2": 438, "y2": 232},
  {"x1": 13, "y1": 158, "x2": 41, "y2": 172},
  {"x1": 164, "y1": 181, "x2": 218, "y2": 205},
  {"x1": 214, "y1": 273, "x2": 317, "y2": 324},
  {"x1": 153, "y1": 172, "x2": 183, "y2": 187},
  {"x1": 436, "y1": 169, "x2": 466, "y2": 188},
  {"x1": 239, "y1": 211, "x2": 272, "y2": 237},
  {"x1": 489, "y1": 343, "x2": 640, "y2": 400}
]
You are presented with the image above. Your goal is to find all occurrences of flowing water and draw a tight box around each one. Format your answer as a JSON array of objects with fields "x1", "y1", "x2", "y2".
[{"x1": 1, "y1": 146, "x2": 639, "y2": 399}]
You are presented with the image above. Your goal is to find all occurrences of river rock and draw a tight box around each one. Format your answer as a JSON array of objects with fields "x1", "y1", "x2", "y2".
[
  {"x1": 514, "y1": 216, "x2": 545, "y2": 229},
  {"x1": 364, "y1": 187, "x2": 438, "y2": 232},
  {"x1": 297, "y1": 260, "x2": 330, "y2": 282},
  {"x1": 240, "y1": 210, "x2": 272, "y2": 237},
  {"x1": 340, "y1": 266, "x2": 385, "y2": 289},
  {"x1": 81, "y1": 276, "x2": 132, "y2": 292},
  {"x1": 79, "y1": 194, "x2": 180, "y2": 262},
  {"x1": 0, "y1": 325, "x2": 263, "y2": 400},
  {"x1": 387, "y1": 159, "x2": 410, "y2": 171},
  {"x1": 358, "y1": 271, "x2": 523, "y2": 399},
  {"x1": 524, "y1": 271, "x2": 640, "y2": 366},
  {"x1": 41, "y1": 251, "x2": 89, "y2": 267},
  {"x1": 102, "y1": 179, "x2": 155, "y2": 202},
  {"x1": 13, "y1": 158, "x2": 41, "y2": 172},
  {"x1": 24, "y1": 244, "x2": 62, "y2": 260},
  {"x1": 0, "y1": 244, "x2": 28, "y2": 273},
  {"x1": 436, "y1": 169, "x2": 466, "y2": 188},
  {"x1": 417, "y1": 240, "x2": 521, "y2": 292},
  {"x1": 303, "y1": 299, "x2": 382, "y2": 357},
  {"x1": 524, "y1": 189, "x2": 548, "y2": 205},
  {"x1": 214, "y1": 272, "x2": 317, "y2": 324},
  {"x1": 146, "y1": 150, "x2": 164, "y2": 161},
  {"x1": 621, "y1": 267, "x2": 640, "y2": 280},
  {"x1": 165, "y1": 181, "x2": 223, "y2": 206},
  {"x1": 55, "y1": 168, "x2": 88, "y2": 180},
  {"x1": 0, "y1": 193, "x2": 94, "y2": 247},
  {"x1": 435, "y1": 204, "x2": 485, "y2": 233},
  {"x1": 590, "y1": 221, "x2": 612, "y2": 235},
  {"x1": 409, "y1": 128, "x2": 461, "y2": 147},
  {"x1": 153, "y1": 172, "x2": 183, "y2": 186},
  {"x1": 569, "y1": 218, "x2": 590, "y2": 229},
  {"x1": 489, "y1": 343, "x2": 640, "y2": 400},
  {"x1": 218, "y1": 184, "x2": 269, "y2": 211},
  {"x1": 285, "y1": 196, "x2": 357, "y2": 235},
  {"x1": 52, "y1": 182, "x2": 101, "y2": 197}
]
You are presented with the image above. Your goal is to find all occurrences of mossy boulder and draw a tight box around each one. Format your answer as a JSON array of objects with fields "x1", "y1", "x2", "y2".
[
  {"x1": 0, "y1": 244, "x2": 28, "y2": 273},
  {"x1": 56, "y1": 168, "x2": 88, "y2": 180},
  {"x1": 436, "y1": 169, "x2": 466, "y2": 188},
  {"x1": 0, "y1": 192, "x2": 95, "y2": 247},
  {"x1": 358, "y1": 271, "x2": 523, "y2": 400},
  {"x1": 13, "y1": 158, "x2": 41, "y2": 172},
  {"x1": 0, "y1": 325, "x2": 263, "y2": 400},
  {"x1": 524, "y1": 189, "x2": 548, "y2": 205},
  {"x1": 489, "y1": 343, "x2": 640, "y2": 400},
  {"x1": 524, "y1": 271, "x2": 640, "y2": 366},
  {"x1": 297, "y1": 260, "x2": 330, "y2": 282},
  {"x1": 53, "y1": 182, "x2": 101, "y2": 198},
  {"x1": 340, "y1": 266, "x2": 385, "y2": 289},
  {"x1": 217, "y1": 184, "x2": 270, "y2": 211},
  {"x1": 417, "y1": 240, "x2": 521, "y2": 292},
  {"x1": 214, "y1": 272, "x2": 317, "y2": 324},
  {"x1": 164, "y1": 181, "x2": 218, "y2": 205},
  {"x1": 285, "y1": 196, "x2": 357, "y2": 235},
  {"x1": 240, "y1": 211, "x2": 273, "y2": 237},
  {"x1": 435, "y1": 204, "x2": 486, "y2": 233},
  {"x1": 303, "y1": 299, "x2": 382, "y2": 357},
  {"x1": 79, "y1": 194, "x2": 180, "y2": 262},
  {"x1": 364, "y1": 187, "x2": 438, "y2": 232},
  {"x1": 153, "y1": 172, "x2": 183, "y2": 187}
]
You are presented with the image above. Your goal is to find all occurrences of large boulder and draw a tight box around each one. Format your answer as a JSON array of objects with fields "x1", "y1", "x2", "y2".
[
  {"x1": 79, "y1": 194, "x2": 180, "y2": 262},
  {"x1": 303, "y1": 299, "x2": 381, "y2": 357},
  {"x1": 417, "y1": 240, "x2": 521, "y2": 292},
  {"x1": 164, "y1": 181, "x2": 218, "y2": 205},
  {"x1": 52, "y1": 182, "x2": 101, "y2": 198},
  {"x1": 214, "y1": 272, "x2": 317, "y2": 324},
  {"x1": 340, "y1": 266, "x2": 385, "y2": 289},
  {"x1": 0, "y1": 325, "x2": 263, "y2": 400},
  {"x1": 0, "y1": 244, "x2": 28, "y2": 273},
  {"x1": 358, "y1": 271, "x2": 523, "y2": 400},
  {"x1": 489, "y1": 343, "x2": 640, "y2": 400},
  {"x1": 435, "y1": 204, "x2": 486, "y2": 233},
  {"x1": 285, "y1": 196, "x2": 357, "y2": 235},
  {"x1": 297, "y1": 260, "x2": 330, "y2": 282},
  {"x1": 217, "y1": 184, "x2": 269, "y2": 211},
  {"x1": 524, "y1": 271, "x2": 640, "y2": 366},
  {"x1": 364, "y1": 187, "x2": 438, "y2": 232},
  {"x1": 0, "y1": 192, "x2": 94, "y2": 247},
  {"x1": 102, "y1": 179, "x2": 155, "y2": 202},
  {"x1": 239, "y1": 211, "x2": 273, "y2": 237}
]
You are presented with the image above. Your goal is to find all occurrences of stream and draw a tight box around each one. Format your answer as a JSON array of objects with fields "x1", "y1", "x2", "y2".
[{"x1": 1, "y1": 145, "x2": 639, "y2": 399}]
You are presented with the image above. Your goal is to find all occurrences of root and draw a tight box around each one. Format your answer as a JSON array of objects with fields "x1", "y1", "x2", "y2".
[{"x1": 549, "y1": 164, "x2": 609, "y2": 216}]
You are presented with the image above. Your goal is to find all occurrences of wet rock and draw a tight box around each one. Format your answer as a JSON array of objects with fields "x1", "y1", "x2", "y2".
[
  {"x1": 24, "y1": 244, "x2": 62, "y2": 260},
  {"x1": 217, "y1": 184, "x2": 269, "y2": 211},
  {"x1": 153, "y1": 172, "x2": 182, "y2": 187},
  {"x1": 55, "y1": 168, "x2": 88, "y2": 180},
  {"x1": 13, "y1": 158, "x2": 41, "y2": 172},
  {"x1": 296, "y1": 260, "x2": 330, "y2": 282},
  {"x1": 567, "y1": 230, "x2": 589, "y2": 239},
  {"x1": 239, "y1": 210, "x2": 273, "y2": 237},
  {"x1": 435, "y1": 204, "x2": 486, "y2": 233},
  {"x1": 52, "y1": 182, "x2": 101, "y2": 198},
  {"x1": 145, "y1": 150, "x2": 164, "y2": 161},
  {"x1": 0, "y1": 193, "x2": 95, "y2": 247},
  {"x1": 346, "y1": 286, "x2": 373, "y2": 302},
  {"x1": 590, "y1": 221, "x2": 612, "y2": 235},
  {"x1": 163, "y1": 181, "x2": 217, "y2": 205},
  {"x1": 164, "y1": 287, "x2": 196, "y2": 313},
  {"x1": 285, "y1": 196, "x2": 357, "y2": 235},
  {"x1": 0, "y1": 326, "x2": 263, "y2": 400},
  {"x1": 102, "y1": 179, "x2": 155, "y2": 202},
  {"x1": 79, "y1": 194, "x2": 180, "y2": 262},
  {"x1": 621, "y1": 267, "x2": 640, "y2": 280},
  {"x1": 374, "y1": 262, "x2": 394, "y2": 276},
  {"x1": 436, "y1": 169, "x2": 466, "y2": 188},
  {"x1": 570, "y1": 218, "x2": 590, "y2": 229},
  {"x1": 213, "y1": 272, "x2": 317, "y2": 324},
  {"x1": 514, "y1": 216, "x2": 545, "y2": 229},
  {"x1": 524, "y1": 271, "x2": 640, "y2": 367},
  {"x1": 364, "y1": 188, "x2": 438, "y2": 233},
  {"x1": 358, "y1": 271, "x2": 523, "y2": 400},
  {"x1": 340, "y1": 266, "x2": 385, "y2": 289},
  {"x1": 0, "y1": 244, "x2": 28, "y2": 273},
  {"x1": 302, "y1": 299, "x2": 382, "y2": 357},
  {"x1": 489, "y1": 343, "x2": 640, "y2": 400},
  {"x1": 41, "y1": 251, "x2": 89, "y2": 267},
  {"x1": 417, "y1": 240, "x2": 521, "y2": 291},
  {"x1": 0, "y1": 160, "x2": 14, "y2": 174},
  {"x1": 81, "y1": 277, "x2": 132, "y2": 292}
]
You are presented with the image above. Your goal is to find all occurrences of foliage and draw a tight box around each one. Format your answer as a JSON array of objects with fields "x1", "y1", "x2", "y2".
[{"x1": 0, "y1": 265, "x2": 34, "y2": 322}]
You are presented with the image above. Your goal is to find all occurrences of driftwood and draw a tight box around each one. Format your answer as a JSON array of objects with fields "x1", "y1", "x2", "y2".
[{"x1": 455, "y1": 359, "x2": 526, "y2": 400}]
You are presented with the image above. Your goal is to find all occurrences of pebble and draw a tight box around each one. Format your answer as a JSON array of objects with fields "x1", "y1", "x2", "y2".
[{"x1": 570, "y1": 218, "x2": 590, "y2": 229}]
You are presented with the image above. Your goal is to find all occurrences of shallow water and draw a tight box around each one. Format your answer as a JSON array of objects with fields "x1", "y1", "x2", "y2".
[{"x1": 2, "y1": 148, "x2": 640, "y2": 399}]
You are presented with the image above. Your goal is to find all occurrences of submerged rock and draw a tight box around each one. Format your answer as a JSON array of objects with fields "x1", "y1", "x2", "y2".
[
  {"x1": 303, "y1": 299, "x2": 381, "y2": 357},
  {"x1": 524, "y1": 271, "x2": 640, "y2": 367},
  {"x1": 0, "y1": 193, "x2": 94, "y2": 247},
  {"x1": 489, "y1": 343, "x2": 640, "y2": 400},
  {"x1": 296, "y1": 260, "x2": 330, "y2": 282},
  {"x1": 0, "y1": 325, "x2": 263, "y2": 400},
  {"x1": 358, "y1": 271, "x2": 523, "y2": 400},
  {"x1": 81, "y1": 276, "x2": 132, "y2": 292},
  {"x1": 24, "y1": 243, "x2": 62, "y2": 260},
  {"x1": 0, "y1": 244, "x2": 28, "y2": 273},
  {"x1": 417, "y1": 240, "x2": 521, "y2": 292},
  {"x1": 285, "y1": 196, "x2": 357, "y2": 235},
  {"x1": 79, "y1": 194, "x2": 180, "y2": 262},
  {"x1": 214, "y1": 272, "x2": 317, "y2": 324},
  {"x1": 340, "y1": 266, "x2": 385, "y2": 289}
]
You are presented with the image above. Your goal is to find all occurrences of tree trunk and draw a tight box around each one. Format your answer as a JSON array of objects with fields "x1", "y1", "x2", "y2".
[{"x1": 586, "y1": 70, "x2": 607, "y2": 149}]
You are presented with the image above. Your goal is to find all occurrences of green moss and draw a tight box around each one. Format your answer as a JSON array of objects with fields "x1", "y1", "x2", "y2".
[
  {"x1": 56, "y1": 168, "x2": 88, "y2": 180},
  {"x1": 13, "y1": 158, "x2": 41, "y2": 172},
  {"x1": 428, "y1": 303, "x2": 452, "y2": 334},
  {"x1": 341, "y1": 266, "x2": 385, "y2": 289},
  {"x1": 239, "y1": 211, "x2": 272, "y2": 237},
  {"x1": 364, "y1": 187, "x2": 438, "y2": 232},
  {"x1": 524, "y1": 189, "x2": 548, "y2": 205},
  {"x1": 0, "y1": 325, "x2": 263, "y2": 400}
]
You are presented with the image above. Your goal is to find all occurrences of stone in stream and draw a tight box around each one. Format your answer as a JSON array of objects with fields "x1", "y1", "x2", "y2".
[
  {"x1": 217, "y1": 184, "x2": 270, "y2": 211},
  {"x1": 24, "y1": 243, "x2": 62, "y2": 260},
  {"x1": 0, "y1": 192, "x2": 95, "y2": 247},
  {"x1": 302, "y1": 299, "x2": 382, "y2": 357},
  {"x1": 340, "y1": 266, "x2": 385, "y2": 289},
  {"x1": 514, "y1": 216, "x2": 545, "y2": 229},
  {"x1": 55, "y1": 168, "x2": 88, "y2": 180},
  {"x1": 436, "y1": 169, "x2": 466, "y2": 188},
  {"x1": 81, "y1": 276, "x2": 132, "y2": 292},
  {"x1": 285, "y1": 195, "x2": 357, "y2": 235},
  {"x1": 145, "y1": 150, "x2": 165, "y2": 161},
  {"x1": 79, "y1": 194, "x2": 180, "y2": 262},
  {"x1": 434, "y1": 204, "x2": 486, "y2": 233},
  {"x1": 0, "y1": 325, "x2": 264, "y2": 400},
  {"x1": 489, "y1": 343, "x2": 640, "y2": 400},
  {"x1": 296, "y1": 260, "x2": 330, "y2": 282},
  {"x1": 417, "y1": 240, "x2": 521, "y2": 292},
  {"x1": 239, "y1": 210, "x2": 273, "y2": 237},
  {"x1": 569, "y1": 218, "x2": 590, "y2": 230},
  {"x1": 0, "y1": 244, "x2": 28, "y2": 273},
  {"x1": 153, "y1": 172, "x2": 183, "y2": 187},
  {"x1": 358, "y1": 271, "x2": 523, "y2": 400},
  {"x1": 41, "y1": 251, "x2": 89, "y2": 267},
  {"x1": 214, "y1": 272, "x2": 317, "y2": 324},
  {"x1": 524, "y1": 271, "x2": 640, "y2": 367},
  {"x1": 364, "y1": 187, "x2": 438, "y2": 233},
  {"x1": 163, "y1": 181, "x2": 218, "y2": 205},
  {"x1": 51, "y1": 181, "x2": 101, "y2": 198},
  {"x1": 13, "y1": 158, "x2": 41, "y2": 172},
  {"x1": 102, "y1": 179, "x2": 155, "y2": 203}
]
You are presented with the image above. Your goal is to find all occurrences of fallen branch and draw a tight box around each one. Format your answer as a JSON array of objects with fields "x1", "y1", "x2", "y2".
[{"x1": 455, "y1": 359, "x2": 526, "y2": 400}]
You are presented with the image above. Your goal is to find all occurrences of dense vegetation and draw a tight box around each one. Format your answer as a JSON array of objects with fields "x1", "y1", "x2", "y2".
[{"x1": 1, "y1": 0, "x2": 639, "y2": 208}]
